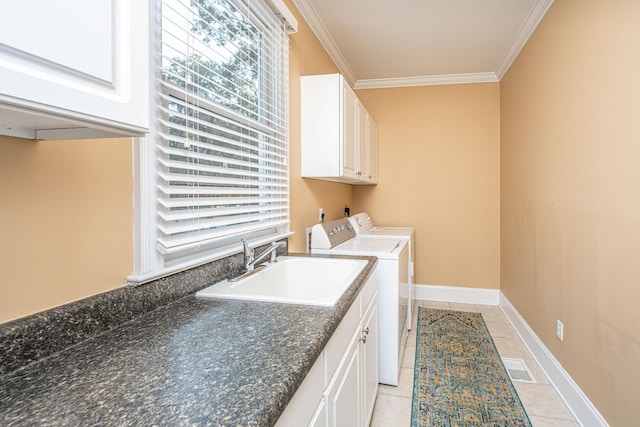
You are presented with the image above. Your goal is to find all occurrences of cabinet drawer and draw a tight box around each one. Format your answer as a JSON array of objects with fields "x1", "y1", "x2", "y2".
[{"x1": 359, "y1": 273, "x2": 377, "y2": 317}]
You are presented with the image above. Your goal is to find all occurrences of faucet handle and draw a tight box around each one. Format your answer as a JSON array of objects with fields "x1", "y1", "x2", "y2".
[
  {"x1": 270, "y1": 241, "x2": 285, "y2": 263},
  {"x1": 242, "y1": 239, "x2": 254, "y2": 261}
]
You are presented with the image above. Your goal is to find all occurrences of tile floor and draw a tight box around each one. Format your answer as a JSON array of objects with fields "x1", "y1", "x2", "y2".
[{"x1": 370, "y1": 299, "x2": 581, "y2": 427}]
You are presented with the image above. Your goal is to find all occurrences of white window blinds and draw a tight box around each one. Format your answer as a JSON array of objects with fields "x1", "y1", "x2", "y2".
[{"x1": 157, "y1": 0, "x2": 290, "y2": 257}]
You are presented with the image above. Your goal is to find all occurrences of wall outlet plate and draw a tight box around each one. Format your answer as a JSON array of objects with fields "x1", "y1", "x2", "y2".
[{"x1": 556, "y1": 319, "x2": 564, "y2": 341}]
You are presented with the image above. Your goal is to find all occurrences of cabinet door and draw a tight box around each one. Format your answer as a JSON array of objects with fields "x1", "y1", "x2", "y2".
[
  {"x1": 327, "y1": 329, "x2": 361, "y2": 427},
  {"x1": 361, "y1": 299, "x2": 379, "y2": 425},
  {"x1": 357, "y1": 104, "x2": 368, "y2": 180},
  {"x1": 341, "y1": 82, "x2": 359, "y2": 180},
  {"x1": 366, "y1": 115, "x2": 378, "y2": 183},
  {"x1": 0, "y1": 0, "x2": 149, "y2": 137},
  {"x1": 309, "y1": 398, "x2": 327, "y2": 427}
]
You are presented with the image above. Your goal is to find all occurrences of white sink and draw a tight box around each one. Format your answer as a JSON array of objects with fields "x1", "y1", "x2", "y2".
[{"x1": 196, "y1": 256, "x2": 368, "y2": 306}]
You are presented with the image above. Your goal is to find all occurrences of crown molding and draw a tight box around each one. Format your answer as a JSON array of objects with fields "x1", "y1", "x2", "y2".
[
  {"x1": 495, "y1": 0, "x2": 555, "y2": 79},
  {"x1": 292, "y1": 0, "x2": 554, "y2": 89},
  {"x1": 291, "y1": 0, "x2": 357, "y2": 86},
  {"x1": 354, "y1": 72, "x2": 499, "y2": 89}
]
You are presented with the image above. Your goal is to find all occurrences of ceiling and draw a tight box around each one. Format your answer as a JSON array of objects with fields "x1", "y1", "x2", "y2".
[{"x1": 291, "y1": 0, "x2": 554, "y2": 88}]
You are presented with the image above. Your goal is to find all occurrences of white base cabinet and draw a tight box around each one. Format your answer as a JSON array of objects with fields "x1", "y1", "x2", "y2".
[
  {"x1": 301, "y1": 74, "x2": 378, "y2": 185},
  {"x1": 309, "y1": 399, "x2": 327, "y2": 427},
  {"x1": 361, "y1": 296, "x2": 379, "y2": 422},
  {"x1": 276, "y1": 270, "x2": 378, "y2": 427},
  {"x1": 327, "y1": 329, "x2": 361, "y2": 427}
]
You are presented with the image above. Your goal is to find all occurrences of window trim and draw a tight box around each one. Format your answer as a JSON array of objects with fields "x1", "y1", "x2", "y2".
[{"x1": 128, "y1": 0, "x2": 296, "y2": 286}]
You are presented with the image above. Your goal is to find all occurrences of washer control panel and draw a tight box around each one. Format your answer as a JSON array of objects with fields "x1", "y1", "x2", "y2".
[
  {"x1": 310, "y1": 218, "x2": 356, "y2": 249},
  {"x1": 347, "y1": 212, "x2": 374, "y2": 235}
]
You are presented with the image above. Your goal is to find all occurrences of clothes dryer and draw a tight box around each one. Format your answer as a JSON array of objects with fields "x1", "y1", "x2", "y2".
[
  {"x1": 310, "y1": 218, "x2": 408, "y2": 386},
  {"x1": 348, "y1": 212, "x2": 416, "y2": 329}
]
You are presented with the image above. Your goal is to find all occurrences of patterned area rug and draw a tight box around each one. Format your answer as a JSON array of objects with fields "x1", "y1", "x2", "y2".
[{"x1": 411, "y1": 308, "x2": 532, "y2": 426}]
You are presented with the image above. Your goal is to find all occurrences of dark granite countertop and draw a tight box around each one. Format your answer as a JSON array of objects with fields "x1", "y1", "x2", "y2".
[{"x1": 0, "y1": 256, "x2": 376, "y2": 426}]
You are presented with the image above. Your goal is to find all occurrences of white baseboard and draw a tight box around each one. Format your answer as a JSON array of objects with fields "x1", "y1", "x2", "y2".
[
  {"x1": 414, "y1": 283, "x2": 608, "y2": 426},
  {"x1": 414, "y1": 283, "x2": 500, "y2": 305},
  {"x1": 499, "y1": 293, "x2": 609, "y2": 427}
]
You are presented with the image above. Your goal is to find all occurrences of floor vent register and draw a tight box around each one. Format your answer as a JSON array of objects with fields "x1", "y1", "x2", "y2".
[{"x1": 501, "y1": 357, "x2": 537, "y2": 383}]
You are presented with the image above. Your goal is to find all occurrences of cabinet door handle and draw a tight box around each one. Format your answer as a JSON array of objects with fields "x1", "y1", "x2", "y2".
[
  {"x1": 359, "y1": 335, "x2": 367, "y2": 344},
  {"x1": 363, "y1": 327, "x2": 369, "y2": 335}
]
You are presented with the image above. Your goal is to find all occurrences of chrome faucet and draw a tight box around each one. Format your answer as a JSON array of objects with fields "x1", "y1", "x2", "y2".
[{"x1": 242, "y1": 240, "x2": 286, "y2": 271}]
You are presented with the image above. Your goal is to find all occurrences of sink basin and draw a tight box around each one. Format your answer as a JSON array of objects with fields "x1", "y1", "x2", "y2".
[{"x1": 196, "y1": 256, "x2": 368, "y2": 306}]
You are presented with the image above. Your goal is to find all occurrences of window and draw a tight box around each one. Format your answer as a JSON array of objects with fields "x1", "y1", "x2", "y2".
[{"x1": 129, "y1": 0, "x2": 297, "y2": 284}]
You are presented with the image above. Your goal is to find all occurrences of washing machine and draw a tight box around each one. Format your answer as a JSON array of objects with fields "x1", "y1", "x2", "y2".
[
  {"x1": 310, "y1": 218, "x2": 409, "y2": 386},
  {"x1": 348, "y1": 212, "x2": 416, "y2": 329}
]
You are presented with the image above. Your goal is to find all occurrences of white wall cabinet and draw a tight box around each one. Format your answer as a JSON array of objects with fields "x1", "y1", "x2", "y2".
[
  {"x1": 276, "y1": 270, "x2": 378, "y2": 427},
  {"x1": 301, "y1": 74, "x2": 378, "y2": 185},
  {"x1": 365, "y1": 112, "x2": 378, "y2": 184},
  {"x1": 0, "y1": 0, "x2": 149, "y2": 140},
  {"x1": 342, "y1": 85, "x2": 359, "y2": 180}
]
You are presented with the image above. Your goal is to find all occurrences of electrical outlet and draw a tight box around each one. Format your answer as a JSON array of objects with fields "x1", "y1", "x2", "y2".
[
  {"x1": 319, "y1": 208, "x2": 324, "y2": 222},
  {"x1": 306, "y1": 227, "x2": 312, "y2": 253},
  {"x1": 556, "y1": 320, "x2": 564, "y2": 341}
]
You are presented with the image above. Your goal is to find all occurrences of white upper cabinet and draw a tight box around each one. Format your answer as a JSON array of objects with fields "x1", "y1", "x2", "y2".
[
  {"x1": 357, "y1": 103, "x2": 368, "y2": 180},
  {"x1": 358, "y1": 105, "x2": 378, "y2": 184},
  {"x1": 0, "y1": 0, "x2": 149, "y2": 140},
  {"x1": 365, "y1": 113, "x2": 378, "y2": 184},
  {"x1": 342, "y1": 84, "x2": 359, "y2": 180},
  {"x1": 301, "y1": 73, "x2": 378, "y2": 185}
]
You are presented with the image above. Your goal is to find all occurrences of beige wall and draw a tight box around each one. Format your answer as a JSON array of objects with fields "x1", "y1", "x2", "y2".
[
  {"x1": 500, "y1": 1, "x2": 640, "y2": 424},
  {"x1": 0, "y1": 136, "x2": 133, "y2": 323},
  {"x1": 287, "y1": 0, "x2": 354, "y2": 253},
  {"x1": 1, "y1": 1, "x2": 634, "y2": 422},
  {"x1": 354, "y1": 84, "x2": 501, "y2": 288}
]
